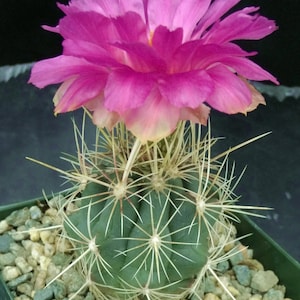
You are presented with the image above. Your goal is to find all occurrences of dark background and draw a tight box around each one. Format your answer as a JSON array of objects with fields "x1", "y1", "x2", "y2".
[{"x1": 0, "y1": 1, "x2": 299, "y2": 261}]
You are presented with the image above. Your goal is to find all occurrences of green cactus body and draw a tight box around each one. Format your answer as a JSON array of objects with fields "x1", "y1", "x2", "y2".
[{"x1": 59, "y1": 121, "x2": 241, "y2": 299}]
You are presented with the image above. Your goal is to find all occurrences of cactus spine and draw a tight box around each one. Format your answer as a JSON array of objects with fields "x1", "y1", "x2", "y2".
[{"x1": 50, "y1": 118, "x2": 260, "y2": 300}]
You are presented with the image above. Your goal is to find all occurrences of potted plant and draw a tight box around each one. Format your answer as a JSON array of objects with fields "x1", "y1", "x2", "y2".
[{"x1": 0, "y1": 1, "x2": 299, "y2": 299}]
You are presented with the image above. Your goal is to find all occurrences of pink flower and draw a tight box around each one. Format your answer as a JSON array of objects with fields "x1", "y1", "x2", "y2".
[{"x1": 29, "y1": 0, "x2": 278, "y2": 142}]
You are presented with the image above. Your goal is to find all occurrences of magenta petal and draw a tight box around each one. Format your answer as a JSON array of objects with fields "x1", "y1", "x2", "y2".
[
  {"x1": 58, "y1": 11, "x2": 119, "y2": 46},
  {"x1": 29, "y1": 56, "x2": 103, "y2": 88},
  {"x1": 54, "y1": 72, "x2": 107, "y2": 113},
  {"x1": 58, "y1": 9, "x2": 147, "y2": 45},
  {"x1": 158, "y1": 71, "x2": 213, "y2": 108},
  {"x1": 151, "y1": 26, "x2": 183, "y2": 62},
  {"x1": 42, "y1": 25, "x2": 60, "y2": 33},
  {"x1": 112, "y1": 12, "x2": 148, "y2": 44},
  {"x1": 221, "y1": 56, "x2": 279, "y2": 84},
  {"x1": 194, "y1": 0, "x2": 240, "y2": 38},
  {"x1": 124, "y1": 89, "x2": 180, "y2": 142},
  {"x1": 172, "y1": 41, "x2": 253, "y2": 72},
  {"x1": 203, "y1": 7, "x2": 278, "y2": 43},
  {"x1": 206, "y1": 65, "x2": 252, "y2": 114},
  {"x1": 62, "y1": 39, "x2": 121, "y2": 68},
  {"x1": 112, "y1": 42, "x2": 166, "y2": 72},
  {"x1": 146, "y1": 0, "x2": 211, "y2": 40},
  {"x1": 104, "y1": 69, "x2": 155, "y2": 114},
  {"x1": 60, "y1": 0, "x2": 146, "y2": 20}
]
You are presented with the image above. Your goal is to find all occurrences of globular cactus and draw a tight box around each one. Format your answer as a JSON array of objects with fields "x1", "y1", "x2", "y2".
[{"x1": 55, "y1": 119, "x2": 255, "y2": 300}]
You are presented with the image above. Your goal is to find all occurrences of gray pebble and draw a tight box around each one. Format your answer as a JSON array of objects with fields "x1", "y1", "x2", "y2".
[
  {"x1": 233, "y1": 265, "x2": 251, "y2": 286},
  {"x1": 0, "y1": 252, "x2": 16, "y2": 266},
  {"x1": 263, "y1": 288, "x2": 284, "y2": 300},
  {"x1": 10, "y1": 242, "x2": 27, "y2": 258},
  {"x1": 52, "y1": 280, "x2": 67, "y2": 299},
  {"x1": 7, "y1": 273, "x2": 33, "y2": 289},
  {"x1": 0, "y1": 233, "x2": 14, "y2": 252},
  {"x1": 25, "y1": 219, "x2": 42, "y2": 228},
  {"x1": 62, "y1": 269, "x2": 86, "y2": 294},
  {"x1": 229, "y1": 251, "x2": 245, "y2": 265},
  {"x1": 33, "y1": 286, "x2": 54, "y2": 300},
  {"x1": 6, "y1": 208, "x2": 30, "y2": 227},
  {"x1": 12, "y1": 226, "x2": 29, "y2": 241},
  {"x1": 203, "y1": 276, "x2": 217, "y2": 293},
  {"x1": 51, "y1": 253, "x2": 71, "y2": 266},
  {"x1": 216, "y1": 260, "x2": 230, "y2": 273}
]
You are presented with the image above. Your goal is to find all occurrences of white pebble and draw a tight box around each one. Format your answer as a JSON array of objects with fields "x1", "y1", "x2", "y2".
[
  {"x1": 0, "y1": 220, "x2": 9, "y2": 233},
  {"x1": 26, "y1": 255, "x2": 38, "y2": 268},
  {"x1": 2, "y1": 266, "x2": 21, "y2": 281},
  {"x1": 14, "y1": 295, "x2": 32, "y2": 300},
  {"x1": 15, "y1": 257, "x2": 33, "y2": 274},
  {"x1": 204, "y1": 293, "x2": 220, "y2": 300},
  {"x1": 31, "y1": 243, "x2": 44, "y2": 261},
  {"x1": 17, "y1": 282, "x2": 33, "y2": 297},
  {"x1": 39, "y1": 255, "x2": 51, "y2": 271},
  {"x1": 41, "y1": 215, "x2": 53, "y2": 225},
  {"x1": 249, "y1": 295, "x2": 262, "y2": 300},
  {"x1": 46, "y1": 263, "x2": 62, "y2": 282},
  {"x1": 45, "y1": 208, "x2": 58, "y2": 217},
  {"x1": 29, "y1": 227, "x2": 40, "y2": 242},
  {"x1": 34, "y1": 269, "x2": 47, "y2": 290},
  {"x1": 29, "y1": 206, "x2": 42, "y2": 220},
  {"x1": 40, "y1": 230, "x2": 53, "y2": 244},
  {"x1": 21, "y1": 239, "x2": 34, "y2": 251},
  {"x1": 44, "y1": 243, "x2": 55, "y2": 257},
  {"x1": 227, "y1": 285, "x2": 240, "y2": 297},
  {"x1": 56, "y1": 237, "x2": 73, "y2": 253}
]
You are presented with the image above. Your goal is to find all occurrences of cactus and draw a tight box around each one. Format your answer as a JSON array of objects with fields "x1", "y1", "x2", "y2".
[{"x1": 42, "y1": 117, "x2": 265, "y2": 300}]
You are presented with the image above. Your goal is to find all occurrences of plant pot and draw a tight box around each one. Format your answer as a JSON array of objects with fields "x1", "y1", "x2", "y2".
[{"x1": 0, "y1": 197, "x2": 299, "y2": 300}]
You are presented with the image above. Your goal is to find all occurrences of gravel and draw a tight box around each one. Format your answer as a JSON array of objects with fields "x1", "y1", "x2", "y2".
[{"x1": 0, "y1": 200, "x2": 293, "y2": 300}]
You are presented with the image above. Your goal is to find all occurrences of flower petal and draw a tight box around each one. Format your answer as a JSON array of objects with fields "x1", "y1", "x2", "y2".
[
  {"x1": 239, "y1": 78, "x2": 266, "y2": 113},
  {"x1": 151, "y1": 26, "x2": 183, "y2": 62},
  {"x1": 54, "y1": 71, "x2": 107, "y2": 113},
  {"x1": 112, "y1": 12, "x2": 148, "y2": 44},
  {"x1": 58, "y1": 11, "x2": 118, "y2": 45},
  {"x1": 59, "y1": 0, "x2": 146, "y2": 20},
  {"x1": 104, "y1": 68, "x2": 155, "y2": 113},
  {"x1": 203, "y1": 7, "x2": 278, "y2": 43},
  {"x1": 158, "y1": 71, "x2": 213, "y2": 108},
  {"x1": 172, "y1": 41, "x2": 253, "y2": 72},
  {"x1": 124, "y1": 89, "x2": 180, "y2": 142},
  {"x1": 146, "y1": 0, "x2": 211, "y2": 40},
  {"x1": 86, "y1": 96, "x2": 121, "y2": 130},
  {"x1": 112, "y1": 42, "x2": 166, "y2": 72},
  {"x1": 29, "y1": 56, "x2": 103, "y2": 88},
  {"x1": 206, "y1": 65, "x2": 252, "y2": 114},
  {"x1": 62, "y1": 39, "x2": 120, "y2": 67},
  {"x1": 221, "y1": 55, "x2": 279, "y2": 84},
  {"x1": 180, "y1": 104, "x2": 211, "y2": 125},
  {"x1": 194, "y1": 0, "x2": 240, "y2": 38}
]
